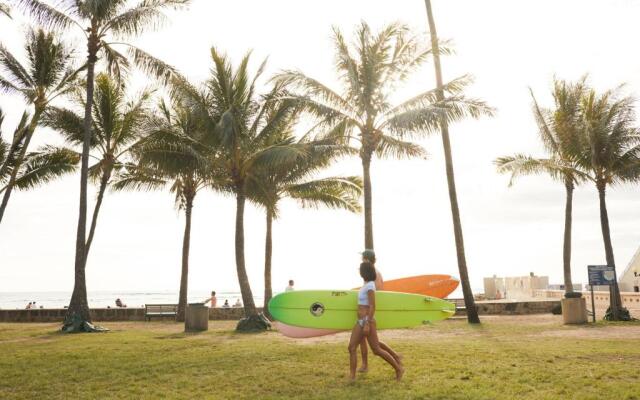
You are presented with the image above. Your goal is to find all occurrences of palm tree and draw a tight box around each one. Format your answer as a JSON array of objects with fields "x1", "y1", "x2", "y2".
[
  {"x1": 176, "y1": 48, "x2": 307, "y2": 330},
  {"x1": 114, "y1": 97, "x2": 222, "y2": 322},
  {"x1": 0, "y1": 2, "x2": 11, "y2": 18},
  {"x1": 44, "y1": 73, "x2": 152, "y2": 263},
  {"x1": 425, "y1": 0, "x2": 494, "y2": 323},
  {"x1": 0, "y1": 28, "x2": 80, "y2": 223},
  {"x1": 16, "y1": 0, "x2": 190, "y2": 327},
  {"x1": 1, "y1": 108, "x2": 80, "y2": 200},
  {"x1": 495, "y1": 79, "x2": 590, "y2": 298},
  {"x1": 577, "y1": 86, "x2": 640, "y2": 320},
  {"x1": 276, "y1": 21, "x2": 491, "y2": 252},
  {"x1": 252, "y1": 135, "x2": 363, "y2": 312}
]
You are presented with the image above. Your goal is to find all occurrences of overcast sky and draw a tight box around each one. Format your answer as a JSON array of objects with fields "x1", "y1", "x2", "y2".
[{"x1": 1, "y1": 0, "x2": 639, "y2": 296}]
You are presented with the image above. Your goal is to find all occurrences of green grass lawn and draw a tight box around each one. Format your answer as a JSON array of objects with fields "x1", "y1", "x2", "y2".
[{"x1": 1, "y1": 315, "x2": 639, "y2": 400}]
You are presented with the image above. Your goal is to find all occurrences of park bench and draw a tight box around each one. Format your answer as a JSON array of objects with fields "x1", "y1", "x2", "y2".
[{"x1": 144, "y1": 304, "x2": 178, "y2": 321}]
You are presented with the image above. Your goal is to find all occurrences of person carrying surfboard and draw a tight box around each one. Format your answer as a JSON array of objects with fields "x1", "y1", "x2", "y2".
[
  {"x1": 348, "y1": 261, "x2": 404, "y2": 381},
  {"x1": 358, "y1": 250, "x2": 401, "y2": 374}
]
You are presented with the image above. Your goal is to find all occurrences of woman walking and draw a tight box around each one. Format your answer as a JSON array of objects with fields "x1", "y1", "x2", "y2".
[{"x1": 348, "y1": 262, "x2": 404, "y2": 381}]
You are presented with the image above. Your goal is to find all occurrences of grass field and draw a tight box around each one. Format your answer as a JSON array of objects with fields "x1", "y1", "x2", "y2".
[{"x1": 1, "y1": 315, "x2": 639, "y2": 399}]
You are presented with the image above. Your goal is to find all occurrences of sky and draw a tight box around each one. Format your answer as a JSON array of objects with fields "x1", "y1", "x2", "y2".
[{"x1": 1, "y1": 0, "x2": 639, "y2": 296}]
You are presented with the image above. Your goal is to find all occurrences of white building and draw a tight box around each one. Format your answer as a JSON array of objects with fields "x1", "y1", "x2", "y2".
[
  {"x1": 619, "y1": 247, "x2": 640, "y2": 292},
  {"x1": 484, "y1": 273, "x2": 549, "y2": 300}
]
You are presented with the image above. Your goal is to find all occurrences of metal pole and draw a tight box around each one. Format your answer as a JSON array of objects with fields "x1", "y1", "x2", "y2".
[{"x1": 590, "y1": 285, "x2": 596, "y2": 323}]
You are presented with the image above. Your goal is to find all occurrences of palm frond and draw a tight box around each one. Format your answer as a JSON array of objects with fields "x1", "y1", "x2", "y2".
[
  {"x1": 104, "y1": 0, "x2": 191, "y2": 37},
  {"x1": 13, "y1": 146, "x2": 79, "y2": 190},
  {"x1": 14, "y1": 0, "x2": 81, "y2": 31},
  {"x1": 375, "y1": 135, "x2": 428, "y2": 160},
  {"x1": 124, "y1": 44, "x2": 181, "y2": 85},
  {"x1": 285, "y1": 176, "x2": 363, "y2": 213}
]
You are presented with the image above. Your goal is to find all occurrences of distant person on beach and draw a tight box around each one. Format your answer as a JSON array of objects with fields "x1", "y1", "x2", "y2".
[
  {"x1": 115, "y1": 298, "x2": 126, "y2": 308},
  {"x1": 204, "y1": 291, "x2": 217, "y2": 307},
  {"x1": 285, "y1": 280, "x2": 295, "y2": 292},
  {"x1": 348, "y1": 261, "x2": 403, "y2": 381},
  {"x1": 233, "y1": 299, "x2": 242, "y2": 308},
  {"x1": 222, "y1": 300, "x2": 230, "y2": 308},
  {"x1": 25, "y1": 302, "x2": 32, "y2": 309}
]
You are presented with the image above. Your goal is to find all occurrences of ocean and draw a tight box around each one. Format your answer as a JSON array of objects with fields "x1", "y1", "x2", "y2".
[{"x1": 0, "y1": 291, "x2": 258, "y2": 310}]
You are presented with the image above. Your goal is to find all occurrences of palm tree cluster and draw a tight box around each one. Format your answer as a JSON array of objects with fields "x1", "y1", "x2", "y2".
[
  {"x1": 496, "y1": 77, "x2": 640, "y2": 321},
  {"x1": 1, "y1": 1, "x2": 494, "y2": 331}
]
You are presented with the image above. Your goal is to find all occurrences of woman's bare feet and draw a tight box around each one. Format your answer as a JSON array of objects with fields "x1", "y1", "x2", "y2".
[
  {"x1": 395, "y1": 367, "x2": 405, "y2": 381},
  {"x1": 357, "y1": 365, "x2": 368, "y2": 373}
]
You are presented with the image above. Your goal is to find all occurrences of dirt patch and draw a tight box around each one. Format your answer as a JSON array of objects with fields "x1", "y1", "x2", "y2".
[{"x1": 538, "y1": 324, "x2": 640, "y2": 340}]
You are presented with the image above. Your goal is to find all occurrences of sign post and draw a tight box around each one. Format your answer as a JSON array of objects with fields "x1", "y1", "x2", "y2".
[{"x1": 587, "y1": 265, "x2": 615, "y2": 322}]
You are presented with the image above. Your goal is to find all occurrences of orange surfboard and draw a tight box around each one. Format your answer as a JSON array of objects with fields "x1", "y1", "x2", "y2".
[{"x1": 383, "y1": 274, "x2": 459, "y2": 298}]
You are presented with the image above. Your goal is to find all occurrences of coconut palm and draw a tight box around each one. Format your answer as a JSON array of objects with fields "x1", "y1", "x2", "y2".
[
  {"x1": 252, "y1": 135, "x2": 363, "y2": 312},
  {"x1": 113, "y1": 97, "x2": 224, "y2": 321},
  {"x1": 16, "y1": 0, "x2": 190, "y2": 328},
  {"x1": 43, "y1": 73, "x2": 152, "y2": 264},
  {"x1": 275, "y1": 21, "x2": 491, "y2": 252},
  {"x1": 277, "y1": 21, "x2": 491, "y2": 325},
  {"x1": 425, "y1": 0, "x2": 492, "y2": 323},
  {"x1": 174, "y1": 48, "x2": 308, "y2": 330},
  {"x1": 0, "y1": 28, "x2": 80, "y2": 223},
  {"x1": 577, "y1": 86, "x2": 640, "y2": 320},
  {"x1": 1, "y1": 108, "x2": 80, "y2": 199},
  {"x1": 495, "y1": 79, "x2": 590, "y2": 298}
]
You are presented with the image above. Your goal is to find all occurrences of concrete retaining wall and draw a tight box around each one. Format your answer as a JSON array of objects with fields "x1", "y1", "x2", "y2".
[
  {"x1": 454, "y1": 299, "x2": 560, "y2": 316},
  {"x1": 0, "y1": 307, "x2": 263, "y2": 323}
]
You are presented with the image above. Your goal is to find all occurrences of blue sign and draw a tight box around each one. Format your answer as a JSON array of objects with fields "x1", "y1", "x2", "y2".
[{"x1": 588, "y1": 265, "x2": 615, "y2": 286}]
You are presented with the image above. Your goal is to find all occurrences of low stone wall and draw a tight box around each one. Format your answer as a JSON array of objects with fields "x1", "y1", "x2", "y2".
[
  {"x1": 534, "y1": 289, "x2": 640, "y2": 314},
  {"x1": 452, "y1": 299, "x2": 560, "y2": 316},
  {"x1": 0, "y1": 307, "x2": 263, "y2": 323}
]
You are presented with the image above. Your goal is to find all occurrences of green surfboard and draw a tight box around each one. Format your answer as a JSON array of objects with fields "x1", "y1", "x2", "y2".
[{"x1": 268, "y1": 290, "x2": 455, "y2": 330}]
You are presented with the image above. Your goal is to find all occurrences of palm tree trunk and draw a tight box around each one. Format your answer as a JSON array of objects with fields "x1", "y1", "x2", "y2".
[
  {"x1": 562, "y1": 180, "x2": 575, "y2": 295},
  {"x1": 0, "y1": 115, "x2": 38, "y2": 223},
  {"x1": 65, "y1": 35, "x2": 98, "y2": 326},
  {"x1": 235, "y1": 184, "x2": 257, "y2": 316},
  {"x1": 361, "y1": 154, "x2": 374, "y2": 250},
  {"x1": 176, "y1": 193, "x2": 194, "y2": 322},
  {"x1": 263, "y1": 209, "x2": 273, "y2": 316},
  {"x1": 425, "y1": 0, "x2": 480, "y2": 324},
  {"x1": 597, "y1": 182, "x2": 623, "y2": 319},
  {"x1": 84, "y1": 165, "x2": 112, "y2": 263}
]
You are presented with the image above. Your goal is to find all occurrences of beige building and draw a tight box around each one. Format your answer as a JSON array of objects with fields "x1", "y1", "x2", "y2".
[
  {"x1": 619, "y1": 247, "x2": 640, "y2": 293},
  {"x1": 484, "y1": 273, "x2": 549, "y2": 300}
]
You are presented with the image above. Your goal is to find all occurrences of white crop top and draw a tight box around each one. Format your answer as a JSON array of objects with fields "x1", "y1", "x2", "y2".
[{"x1": 358, "y1": 281, "x2": 376, "y2": 306}]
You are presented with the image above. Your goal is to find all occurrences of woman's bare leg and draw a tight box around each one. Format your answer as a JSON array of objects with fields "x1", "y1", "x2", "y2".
[
  {"x1": 358, "y1": 338, "x2": 369, "y2": 372},
  {"x1": 378, "y1": 341, "x2": 402, "y2": 365},
  {"x1": 366, "y1": 321, "x2": 404, "y2": 380},
  {"x1": 348, "y1": 324, "x2": 364, "y2": 380}
]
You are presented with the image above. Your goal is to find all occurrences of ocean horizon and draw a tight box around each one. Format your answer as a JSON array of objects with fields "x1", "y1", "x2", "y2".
[{"x1": 0, "y1": 290, "x2": 258, "y2": 310}]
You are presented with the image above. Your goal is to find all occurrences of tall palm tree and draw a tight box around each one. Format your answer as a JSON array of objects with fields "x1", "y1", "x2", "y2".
[
  {"x1": 1, "y1": 108, "x2": 80, "y2": 200},
  {"x1": 276, "y1": 21, "x2": 491, "y2": 251},
  {"x1": 0, "y1": 28, "x2": 80, "y2": 223},
  {"x1": 176, "y1": 48, "x2": 307, "y2": 330},
  {"x1": 114, "y1": 97, "x2": 223, "y2": 322},
  {"x1": 495, "y1": 79, "x2": 590, "y2": 298},
  {"x1": 425, "y1": 0, "x2": 493, "y2": 323},
  {"x1": 577, "y1": 86, "x2": 640, "y2": 320},
  {"x1": 16, "y1": 0, "x2": 190, "y2": 327},
  {"x1": 44, "y1": 73, "x2": 152, "y2": 263},
  {"x1": 252, "y1": 134, "x2": 363, "y2": 312}
]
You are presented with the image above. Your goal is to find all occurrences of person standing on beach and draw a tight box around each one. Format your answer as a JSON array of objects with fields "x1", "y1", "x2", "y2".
[
  {"x1": 348, "y1": 262, "x2": 403, "y2": 381},
  {"x1": 357, "y1": 249, "x2": 398, "y2": 373},
  {"x1": 285, "y1": 280, "x2": 295, "y2": 292},
  {"x1": 204, "y1": 291, "x2": 217, "y2": 307}
]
